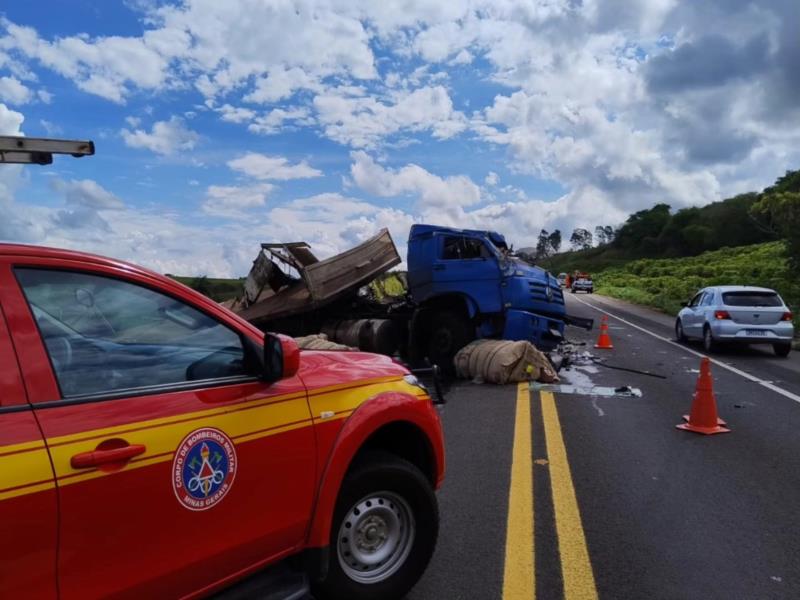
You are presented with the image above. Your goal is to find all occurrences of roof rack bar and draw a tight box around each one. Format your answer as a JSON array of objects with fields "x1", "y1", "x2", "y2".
[{"x1": 0, "y1": 136, "x2": 95, "y2": 165}]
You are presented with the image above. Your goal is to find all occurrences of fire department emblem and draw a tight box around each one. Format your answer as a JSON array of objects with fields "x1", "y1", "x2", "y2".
[{"x1": 173, "y1": 427, "x2": 236, "y2": 511}]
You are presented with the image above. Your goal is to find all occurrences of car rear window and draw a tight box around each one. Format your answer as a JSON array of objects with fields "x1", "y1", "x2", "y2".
[{"x1": 722, "y1": 291, "x2": 782, "y2": 307}]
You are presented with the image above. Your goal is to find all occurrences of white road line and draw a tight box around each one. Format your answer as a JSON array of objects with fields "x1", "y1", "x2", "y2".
[{"x1": 571, "y1": 294, "x2": 800, "y2": 405}]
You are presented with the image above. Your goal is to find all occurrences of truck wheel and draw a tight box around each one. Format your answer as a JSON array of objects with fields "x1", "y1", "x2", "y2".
[
  {"x1": 773, "y1": 343, "x2": 791, "y2": 358},
  {"x1": 312, "y1": 453, "x2": 438, "y2": 600},
  {"x1": 427, "y1": 311, "x2": 473, "y2": 373}
]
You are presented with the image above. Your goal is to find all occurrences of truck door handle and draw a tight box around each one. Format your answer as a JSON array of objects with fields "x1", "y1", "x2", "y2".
[
  {"x1": 71, "y1": 444, "x2": 146, "y2": 469},
  {"x1": 433, "y1": 264, "x2": 446, "y2": 270}
]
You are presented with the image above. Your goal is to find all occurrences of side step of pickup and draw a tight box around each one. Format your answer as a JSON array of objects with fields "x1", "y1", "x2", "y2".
[{"x1": 212, "y1": 563, "x2": 312, "y2": 600}]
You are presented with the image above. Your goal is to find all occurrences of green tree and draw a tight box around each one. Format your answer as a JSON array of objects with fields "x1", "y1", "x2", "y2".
[
  {"x1": 535, "y1": 229, "x2": 551, "y2": 259},
  {"x1": 569, "y1": 228, "x2": 593, "y2": 250},
  {"x1": 613, "y1": 203, "x2": 671, "y2": 252},
  {"x1": 751, "y1": 190, "x2": 800, "y2": 274},
  {"x1": 548, "y1": 229, "x2": 562, "y2": 253}
]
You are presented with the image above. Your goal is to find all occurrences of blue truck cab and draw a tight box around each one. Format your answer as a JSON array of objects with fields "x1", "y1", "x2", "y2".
[{"x1": 406, "y1": 224, "x2": 588, "y2": 368}]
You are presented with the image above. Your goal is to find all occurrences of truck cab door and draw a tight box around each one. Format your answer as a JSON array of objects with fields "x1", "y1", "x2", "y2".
[
  {"x1": 430, "y1": 234, "x2": 503, "y2": 312},
  {"x1": 0, "y1": 268, "x2": 58, "y2": 600}
]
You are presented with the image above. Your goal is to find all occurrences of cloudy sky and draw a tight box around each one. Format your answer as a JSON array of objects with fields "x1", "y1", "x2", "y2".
[{"x1": 1, "y1": 0, "x2": 798, "y2": 276}]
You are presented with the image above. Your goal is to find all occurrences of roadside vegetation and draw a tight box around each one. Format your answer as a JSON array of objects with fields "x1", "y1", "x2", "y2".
[
  {"x1": 542, "y1": 169, "x2": 800, "y2": 332},
  {"x1": 169, "y1": 275, "x2": 244, "y2": 302},
  {"x1": 593, "y1": 241, "x2": 799, "y2": 327}
]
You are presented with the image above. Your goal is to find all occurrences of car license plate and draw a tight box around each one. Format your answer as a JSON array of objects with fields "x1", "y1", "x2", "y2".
[{"x1": 745, "y1": 329, "x2": 766, "y2": 336}]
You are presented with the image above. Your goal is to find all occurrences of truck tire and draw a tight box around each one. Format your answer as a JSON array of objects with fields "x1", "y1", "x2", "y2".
[
  {"x1": 773, "y1": 343, "x2": 791, "y2": 358},
  {"x1": 312, "y1": 452, "x2": 438, "y2": 600},
  {"x1": 427, "y1": 310, "x2": 473, "y2": 373}
]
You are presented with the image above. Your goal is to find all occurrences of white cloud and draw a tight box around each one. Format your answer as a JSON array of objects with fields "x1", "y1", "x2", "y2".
[
  {"x1": 0, "y1": 18, "x2": 179, "y2": 102},
  {"x1": 0, "y1": 101, "x2": 23, "y2": 135},
  {"x1": 227, "y1": 153, "x2": 322, "y2": 181},
  {"x1": 201, "y1": 183, "x2": 273, "y2": 219},
  {"x1": 0, "y1": 76, "x2": 32, "y2": 104},
  {"x1": 39, "y1": 119, "x2": 62, "y2": 136},
  {"x1": 121, "y1": 116, "x2": 200, "y2": 155},
  {"x1": 217, "y1": 104, "x2": 256, "y2": 124},
  {"x1": 51, "y1": 178, "x2": 125, "y2": 210},
  {"x1": 2, "y1": 0, "x2": 799, "y2": 262},
  {"x1": 248, "y1": 107, "x2": 312, "y2": 135},
  {"x1": 315, "y1": 85, "x2": 466, "y2": 148},
  {"x1": 244, "y1": 67, "x2": 321, "y2": 104},
  {"x1": 350, "y1": 151, "x2": 481, "y2": 218}
]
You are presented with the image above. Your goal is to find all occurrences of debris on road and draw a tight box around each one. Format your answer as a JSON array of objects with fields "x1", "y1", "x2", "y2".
[
  {"x1": 454, "y1": 339, "x2": 559, "y2": 384},
  {"x1": 531, "y1": 382, "x2": 643, "y2": 397},
  {"x1": 294, "y1": 333, "x2": 353, "y2": 351}
]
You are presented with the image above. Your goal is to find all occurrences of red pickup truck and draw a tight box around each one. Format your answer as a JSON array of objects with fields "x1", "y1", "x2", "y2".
[{"x1": 0, "y1": 243, "x2": 445, "y2": 600}]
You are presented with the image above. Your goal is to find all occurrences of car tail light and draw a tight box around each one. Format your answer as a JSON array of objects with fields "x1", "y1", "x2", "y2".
[
  {"x1": 782, "y1": 312, "x2": 794, "y2": 321},
  {"x1": 714, "y1": 310, "x2": 731, "y2": 320}
]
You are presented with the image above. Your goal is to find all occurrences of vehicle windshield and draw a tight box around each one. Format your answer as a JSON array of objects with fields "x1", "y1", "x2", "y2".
[{"x1": 722, "y1": 291, "x2": 783, "y2": 307}]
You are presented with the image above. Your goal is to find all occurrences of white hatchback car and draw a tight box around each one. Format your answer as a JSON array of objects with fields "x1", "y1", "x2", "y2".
[{"x1": 676, "y1": 286, "x2": 794, "y2": 356}]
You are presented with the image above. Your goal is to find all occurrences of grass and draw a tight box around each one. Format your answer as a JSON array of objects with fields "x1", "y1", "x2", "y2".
[
  {"x1": 592, "y1": 241, "x2": 800, "y2": 330},
  {"x1": 169, "y1": 275, "x2": 244, "y2": 302}
]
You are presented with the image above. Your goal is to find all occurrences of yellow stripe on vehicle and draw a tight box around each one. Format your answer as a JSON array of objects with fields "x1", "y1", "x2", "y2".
[
  {"x1": 0, "y1": 447, "x2": 56, "y2": 499},
  {"x1": 1, "y1": 376, "x2": 424, "y2": 498},
  {"x1": 540, "y1": 390, "x2": 598, "y2": 600},
  {"x1": 502, "y1": 382, "x2": 535, "y2": 599}
]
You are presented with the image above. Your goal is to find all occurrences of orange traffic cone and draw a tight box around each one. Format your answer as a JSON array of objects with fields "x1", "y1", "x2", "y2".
[
  {"x1": 594, "y1": 315, "x2": 614, "y2": 349},
  {"x1": 676, "y1": 358, "x2": 730, "y2": 435}
]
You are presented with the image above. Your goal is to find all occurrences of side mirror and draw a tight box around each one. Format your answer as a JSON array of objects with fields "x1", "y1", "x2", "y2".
[
  {"x1": 263, "y1": 332, "x2": 300, "y2": 382},
  {"x1": 681, "y1": 301, "x2": 689, "y2": 308}
]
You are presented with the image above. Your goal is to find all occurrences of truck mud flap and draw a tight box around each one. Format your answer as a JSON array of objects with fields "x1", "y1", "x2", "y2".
[{"x1": 564, "y1": 314, "x2": 594, "y2": 330}]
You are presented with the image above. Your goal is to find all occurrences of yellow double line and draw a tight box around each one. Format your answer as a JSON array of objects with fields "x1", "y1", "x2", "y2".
[{"x1": 503, "y1": 384, "x2": 598, "y2": 599}]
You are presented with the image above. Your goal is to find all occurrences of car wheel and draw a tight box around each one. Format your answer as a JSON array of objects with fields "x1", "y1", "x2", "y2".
[
  {"x1": 675, "y1": 319, "x2": 687, "y2": 343},
  {"x1": 312, "y1": 452, "x2": 439, "y2": 600},
  {"x1": 774, "y1": 343, "x2": 791, "y2": 358},
  {"x1": 703, "y1": 326, "x2": 717, "y2": 353},
  {"x1": 427, "y1": 310, "x2": 473, "y2": 374}
]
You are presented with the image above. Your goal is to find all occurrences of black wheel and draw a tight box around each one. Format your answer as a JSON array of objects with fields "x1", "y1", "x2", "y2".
[
  {"x1": 427, "y1": 310, "x2": 473, "y2": 373},
  {"x1": 312, "y1": 452, "x2": 439, "y2": 600},
  {"x1": 703, "y1": 326, "x2": 717, "y2": 353},
  {"x1": 570, "y1": 288, "x2": 575, "y2": 294},
  {"x1": 774, "y1": 343, "x2": 791, "y2": 358},
  {"x1": 675, "y1": 319, "x2": 687, "y2": 343}
]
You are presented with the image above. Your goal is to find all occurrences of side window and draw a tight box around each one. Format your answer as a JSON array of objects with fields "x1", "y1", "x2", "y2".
[
  {"x1": 701, "y1": 291, "x2": 715, "y2": 306},
  {"x1": 15, "y1": 268, "x2": 254, "y2": 399},
  {"x1": 689, "y1": 292, "x2": 704, "y2": 308},
  {"x1": 441, "y1": 236, "x2": 491, "y2": 260}
]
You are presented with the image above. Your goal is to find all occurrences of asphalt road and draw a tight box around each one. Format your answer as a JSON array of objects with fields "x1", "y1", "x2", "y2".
[{"x1": 409, "y1": 293, "x2": 800, "y2": 600}]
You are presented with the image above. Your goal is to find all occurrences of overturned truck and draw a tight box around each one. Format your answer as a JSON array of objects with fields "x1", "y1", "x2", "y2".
[
  {"x1": 227, "y1": 228, "x2": 408, "y2": 355},
  {"x1": 228, "y1": 225, "x2": 593, "y2": 369}
]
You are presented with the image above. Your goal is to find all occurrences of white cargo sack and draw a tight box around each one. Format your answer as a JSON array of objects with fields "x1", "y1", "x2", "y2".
[
  {"x1": 454, "y1": 339, "x2": 559, "y2": 384},
  {"x1": 294, "y1": 333, "x2": 353, "y2": 351}
]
